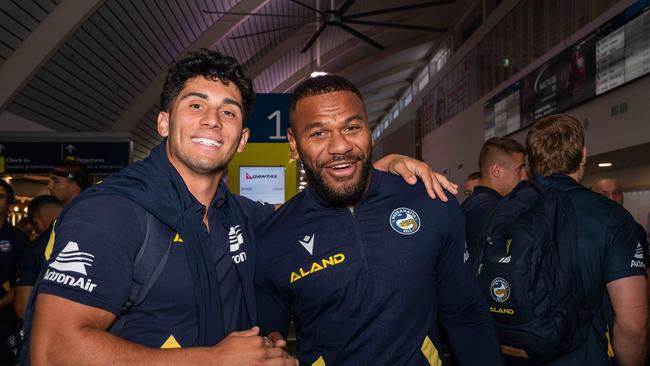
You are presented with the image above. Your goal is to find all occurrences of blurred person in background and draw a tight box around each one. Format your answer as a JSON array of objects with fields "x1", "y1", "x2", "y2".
[
  {"x1": 0, "y1": 179, "x2": 29, "y2": 365},
  {"x1": 47, "y1": 160, "x2": 91, "y2": 206},
  {"x1": 14, "y1": 196, "x2": 63, "y2": 321},
  {"x1": 463, "y1": 137, "x2": 527, "y2": 262},
  {"x1": 463, "y1": 171, "x2": 481, "y2": 200},
  {"x1": 16, "y1": 218, "x2": 37, "y2": 242}
]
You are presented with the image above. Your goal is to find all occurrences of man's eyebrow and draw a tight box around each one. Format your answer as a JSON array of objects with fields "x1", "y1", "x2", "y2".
[
  {"x1": 180, "y1": 91, "x2": 208, "y2": 100},
  {"x1": 344, "y1": 114, "x2": 365, "y2": 124},
  {"x1": 302, "y1": 114, "x2": 365, "y2": 133},
  {"x1": 303, "y1": 121, "x2": 325, "y2": 133},
  {"x1": 180, "y1": 93, "x2": 243, "y2": 113},
  {"x1": 223, "y1": 97, "x2": 243, "y2": 113}
]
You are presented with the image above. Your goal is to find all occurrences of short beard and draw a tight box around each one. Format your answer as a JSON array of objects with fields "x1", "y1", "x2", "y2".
[{"x1": 301, "y1": 152, "x2": 372, "y2": 208}]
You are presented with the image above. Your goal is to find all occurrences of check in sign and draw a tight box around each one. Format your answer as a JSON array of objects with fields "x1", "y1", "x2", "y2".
[
  {"x1": 0, "y1": 140, "x2": 130, "y2": 174},
  {"x1": 246, "y1": 94, "x2": 291, "y2": 143}
]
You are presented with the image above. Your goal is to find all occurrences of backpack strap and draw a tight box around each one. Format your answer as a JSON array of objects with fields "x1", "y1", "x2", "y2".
[{"x1": 109, "y1": 211, "x2": 174, "y2": 335}]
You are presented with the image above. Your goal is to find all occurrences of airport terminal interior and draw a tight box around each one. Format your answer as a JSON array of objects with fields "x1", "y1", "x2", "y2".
[
  {"x1": 1, "y1": 0, "x2": 649, "y2": 227},
  {"x1": 1, "y1": 0, "x2": 650, "y2": 364}
]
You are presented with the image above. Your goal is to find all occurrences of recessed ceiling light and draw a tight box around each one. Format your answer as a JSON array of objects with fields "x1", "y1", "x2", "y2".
[
  {"x1": 598, "y1": 162, "x2": 612, "y2": 167},
  {"x1": 310, "y1": 71, "x2": 328, "y2": 78}
]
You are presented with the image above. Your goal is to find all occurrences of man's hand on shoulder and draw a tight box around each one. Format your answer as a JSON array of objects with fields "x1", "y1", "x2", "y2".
[{"x1": 373, "y1": 154, "x2": 458, "y2": 201}]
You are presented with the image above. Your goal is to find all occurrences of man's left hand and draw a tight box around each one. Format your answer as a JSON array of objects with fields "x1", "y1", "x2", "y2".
[{"x1": 374, "y1": 154, "x2": 458, "y2": 201}]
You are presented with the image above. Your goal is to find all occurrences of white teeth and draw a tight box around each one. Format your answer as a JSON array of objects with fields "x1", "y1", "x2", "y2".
[
  {"x1": 333, "y1": 163, "x2": 351, "y2": 169},
  {"x1": 192, "y1": 137, "x2": 222, "y2": 147}
]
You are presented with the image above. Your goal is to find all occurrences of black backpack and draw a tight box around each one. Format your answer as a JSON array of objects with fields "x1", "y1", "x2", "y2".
[{"x1": 475, "y1": 180, "x2": 587, "y2": 363}]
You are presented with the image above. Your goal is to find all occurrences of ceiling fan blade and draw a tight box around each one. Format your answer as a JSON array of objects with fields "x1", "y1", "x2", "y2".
[
  {"x1": 301, "y1": 24, "x2": 327, "y2": 53},
  {"x1": 344, "y1": 19, "x2": 446, "y2": 32},
  {"x1": 202, "y1": 9, "x2": 317, "y2": 20},
  {"x1": 289, "y1": 0, "x2": 325, "y2": 15},
  {"x1": 335, "y1": 23, "x2": 385, "y2": 50},
  {"x1": 344, "y1": 0, "x2": 454, "y2": 19},
  {"x1": 229, "y1": 22, "x2": 319, "y2": 40},
  {"x1": 336, "y1": 0, "x2": 358, "y2": 16}
]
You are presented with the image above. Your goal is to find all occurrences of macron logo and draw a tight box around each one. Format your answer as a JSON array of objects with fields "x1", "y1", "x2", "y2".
[
  {"x1": 49, "y1": 241, "x2": 95, "y2": 275},
  {"x1": 299, "y1": 234, "x2": 315, "y2": 255}
]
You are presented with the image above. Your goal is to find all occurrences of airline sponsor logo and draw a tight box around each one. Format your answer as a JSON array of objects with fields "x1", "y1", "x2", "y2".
[
  {"x1": 245, "y1": 173, "x2": 278, "y2": 180},
  {"x1": 49, "y1": 241, "x2": 94, "y2": 275},
  {"x1": 290, "y1": 253, "x2": 345, "y2": 284},
  {"x1": 43, "y1": 268, "x2": 97, "y2": 292},
  {"x1": 631, "y1": 242, "x2": 645, "y2": 268},
  {"x1": 45, "y1": 241, "x2": 98, "y2": 293}
]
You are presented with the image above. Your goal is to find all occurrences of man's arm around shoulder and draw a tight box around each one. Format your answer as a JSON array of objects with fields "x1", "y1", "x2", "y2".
[{"x1": 30, "y1": 294, "x2": 297, "y2": 366}]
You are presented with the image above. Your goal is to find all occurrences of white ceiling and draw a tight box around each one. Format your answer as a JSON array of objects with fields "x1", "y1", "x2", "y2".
[{"x1": 0, "y1": 0, "x2": 470, "y2": 160}]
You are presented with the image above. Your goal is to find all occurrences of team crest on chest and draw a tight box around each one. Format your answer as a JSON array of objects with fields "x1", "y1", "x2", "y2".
[{"x1": 389, "y1": 207, "x2": 421, "y2": 235}]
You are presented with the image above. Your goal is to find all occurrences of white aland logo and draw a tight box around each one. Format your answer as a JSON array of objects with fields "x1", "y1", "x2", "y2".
[
  {"x1": 389, "y1": 207, "x2": 421, "y2": 235},
  {"x1": 299, "y1": 234, "x2": 315, "y2": 255},
  {"x1": 49, "y1": 241, "x2": 94, "y2": 275},
  {"x1": 631, "y1": 242, "x2": 645, "y2": 268},
  {"x1": 490, "y1": 277, "x2": 511, "y2": 303},
  {"x1": 44, "y1": 241, "x2": 97, "y2": 293},
  {"x1": 229, "y1": 225, "x2": 247, "y2": 264}
]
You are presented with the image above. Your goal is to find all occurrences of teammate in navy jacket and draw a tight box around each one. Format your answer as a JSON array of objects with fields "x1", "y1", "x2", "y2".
[{"x1": 255, "y1": 75, "x2": 503, "y2": 366}]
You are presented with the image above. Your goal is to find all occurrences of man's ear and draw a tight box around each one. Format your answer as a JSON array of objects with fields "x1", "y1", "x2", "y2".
[
  {"x1": 287, "y1": 128, "x2": 300, "y2": 161},
  {"x1": 489, "y1": 164, "x2": 500, "y2": 178},
  {"x1": 157, "y1": 112, "x2": 170, "y2": 138},
  {"x1": 236, "y1": 127, "x2": 250, "y2": 153},
  {"x1": 581, "y1": 146, "x2": 587, "y2": 165}
]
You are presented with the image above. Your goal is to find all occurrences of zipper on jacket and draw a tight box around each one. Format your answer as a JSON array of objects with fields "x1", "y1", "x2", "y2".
[{"x1": 348, "y1": 207, "x2": 369, "y2": 267}]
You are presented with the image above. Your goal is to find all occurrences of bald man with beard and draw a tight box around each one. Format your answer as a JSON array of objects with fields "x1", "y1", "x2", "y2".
[
  {"x1": 591, "y1": 178, "x2": 649, "y2": 265},
  {"x1": 592, "y1": 177, "x2": 650, "y2": 363}
]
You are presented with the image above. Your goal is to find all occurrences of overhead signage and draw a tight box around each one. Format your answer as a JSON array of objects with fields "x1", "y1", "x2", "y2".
[
  {"x1": 246, "y1": 94, "x2": 291, "y2": 143},
  {"x1": 0, "y1": 142, "x2": 60, "y2": 174},
  {"x1": 61, "y1": 142, "x2": 130, "y2": 174},
  {"x1": 0, "y1": 141, "x2": 130, "y2": 174},
  {"x1": 484, "y1": 0, "x2": 650, "y2": 138}
]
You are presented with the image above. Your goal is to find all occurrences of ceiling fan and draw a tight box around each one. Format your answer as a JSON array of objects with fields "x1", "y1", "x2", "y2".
[{"x1": 203, "y1": 0, "x2": 452, "y2": 53}]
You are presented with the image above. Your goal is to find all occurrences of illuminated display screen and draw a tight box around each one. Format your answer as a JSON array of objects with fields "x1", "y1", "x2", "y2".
[
  {"x1": 239, "y1": 166, "x2": 285, "y2": 204},
  {"x1": 485, "y1": 0, "x2": 650, "y2": 138}
]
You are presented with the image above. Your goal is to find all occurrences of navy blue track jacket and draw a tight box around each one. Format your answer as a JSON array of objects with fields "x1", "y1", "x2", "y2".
[{"x1": 255, "y1": 169, "x2": 503, "y2": 366}]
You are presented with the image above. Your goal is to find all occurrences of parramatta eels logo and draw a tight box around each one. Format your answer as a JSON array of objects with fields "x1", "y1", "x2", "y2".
[
  {"x1": 490, "y1": 277, "x2": 510, "y2": 303},
  {"x1": 389, "y1": 207, "x2": 421, "y2": 235}
]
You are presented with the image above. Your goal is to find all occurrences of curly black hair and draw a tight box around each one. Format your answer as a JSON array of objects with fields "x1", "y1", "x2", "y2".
[{"x1": 160, "y1": 49, "x2": 255, "y2": 122}]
